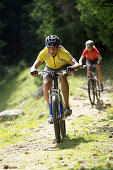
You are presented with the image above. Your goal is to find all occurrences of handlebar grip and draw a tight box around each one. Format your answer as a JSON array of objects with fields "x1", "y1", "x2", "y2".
[{"x1": 30, "y1": 70, "x2": 38, "y2": 76}]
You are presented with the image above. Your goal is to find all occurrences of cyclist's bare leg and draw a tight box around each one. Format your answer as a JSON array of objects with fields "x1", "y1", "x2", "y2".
[
  {"x1": 96, "y1": 64, "x2": 103, "y2": 84},
  {"x1": 43, "y1": 77, "x2": 52, "y2": 108},
  {"x1": 59, "y1": 75, "x2": 69, "y2": 108}
]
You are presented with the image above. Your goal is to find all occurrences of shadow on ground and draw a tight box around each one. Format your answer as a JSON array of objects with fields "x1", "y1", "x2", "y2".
[{"x1": 56, "y1": 135, "x2": 94, "y2": 150}]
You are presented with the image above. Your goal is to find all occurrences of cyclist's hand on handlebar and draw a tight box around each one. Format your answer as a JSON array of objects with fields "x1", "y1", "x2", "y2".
[
  {"x1": 67, "y1": 66, "x2": 75, "y2": 72},
  {"x1": 67, "y1": 64, "x2": 81, "y2": 75},
  {"x1": 75, "y1": 65, "x2": 82, "y2": 70},
  {"x1": 97, "y1": 59, "x2": 102, "y2": 65},
  {"x1": 30, "y1": 66, "x2": 38, "y2": 77},
  {"x1": 79, "y1": 61, "x2": 84, "y2": 69},
  {"x1": 73, "y1": 63, "x2": 82, "y2": 71},
  {"x1": 66, "y1": 66, "x2": 74, "y2": 75},
  {"x1": 31, "y1": 70, "x2": 38, "y2": 77}
]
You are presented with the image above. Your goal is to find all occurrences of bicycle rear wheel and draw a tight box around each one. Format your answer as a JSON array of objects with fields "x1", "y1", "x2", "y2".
[
  {"x1": 95, "y1": 79, "x2": 100, "y2": 101},
  {"x1": 52, "y1": 95, "x2": 60, "y2": 143},
  {"x1": 88, "y1": 79, "x2": 95, "y2": 105},
  {"x1": 60, "y1": 103, "x2": 66, "y2": 137}
]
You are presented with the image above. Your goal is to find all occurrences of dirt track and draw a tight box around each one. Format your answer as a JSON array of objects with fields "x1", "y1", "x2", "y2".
[{"x1": 0, "y1": 84, "x2": 113, "y2": 169}]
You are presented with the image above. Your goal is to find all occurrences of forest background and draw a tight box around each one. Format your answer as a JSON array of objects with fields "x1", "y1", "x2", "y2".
[{"x1": 0, "y1": 0, "x2": 113, "y2": 70}]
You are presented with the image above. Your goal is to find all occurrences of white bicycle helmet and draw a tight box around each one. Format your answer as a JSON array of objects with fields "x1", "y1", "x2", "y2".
[{"x1": 85, "y1": 40, "x2": 94, "y2": 48}]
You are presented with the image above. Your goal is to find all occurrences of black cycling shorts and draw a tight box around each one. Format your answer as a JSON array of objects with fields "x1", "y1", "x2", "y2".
[{"x1": 86, "y1": 58, "x2": 98, "y2": 65}]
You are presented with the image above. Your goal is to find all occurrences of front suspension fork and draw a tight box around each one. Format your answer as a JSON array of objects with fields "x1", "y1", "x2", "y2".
[{"x1": 48, "y1": 89, "x2": 62, "y2": 117}]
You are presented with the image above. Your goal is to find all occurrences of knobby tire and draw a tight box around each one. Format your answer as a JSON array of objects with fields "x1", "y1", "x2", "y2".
[
  {"x1": 52, "y1": 96, "x2": 60, "y2": 143},
  {"x1": 60, "y1": 119, "x2": 66, "y2": 137},
  {"x1": 60, "y1": 103, "x2": 66, "y2": 137}
]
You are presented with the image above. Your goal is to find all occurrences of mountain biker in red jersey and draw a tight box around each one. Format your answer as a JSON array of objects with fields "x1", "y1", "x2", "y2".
[
  {"x1": 30, "y1": 35, "x2": 80, "y2": 123},
  {"x1": 79, "y1": 40, "x2": 103, "y2": 91}
]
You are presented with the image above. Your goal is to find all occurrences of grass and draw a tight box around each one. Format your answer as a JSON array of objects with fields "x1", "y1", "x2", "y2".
[
  {"x1": 107, "y1": 107, "x2": 113, "y2": 120},
  {"x1": 68, "y1": 73, "x2": 87, "y2": 97},
  {"x1": 28, "y1": 114, "x2": 112, "y2": 170},
  {"x1": 18, "y1": 114, "x2": 113, "y2": 169},
  {"x1": 0, "y1": 91, "x2": 49, "y2": 145},
  {"x1": 0, "y1": 60, "x2": 113, "y2": 169},
  {"x1": 0, "y1": 64, "x2": 47, "y2": 146}
]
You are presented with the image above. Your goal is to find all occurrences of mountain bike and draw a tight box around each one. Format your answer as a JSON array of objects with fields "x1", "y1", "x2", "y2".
[
  {"x1": 38, "y1": 69, "x2": 68, "y2": 143},
  {"x1": 86, "y1": 64, "x2": 100, "y2": 106}
]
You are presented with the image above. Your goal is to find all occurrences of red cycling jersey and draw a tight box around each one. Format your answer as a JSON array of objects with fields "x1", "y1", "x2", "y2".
[{"x1": 82, "y1": 47, "x2": 100, "y2": 60}]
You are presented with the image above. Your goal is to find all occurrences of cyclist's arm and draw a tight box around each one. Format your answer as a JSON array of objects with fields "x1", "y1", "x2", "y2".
[
  {"x1": 30, "y1": 60, "x2": 42, "y2": 76},
  {"x1": 69, "y1": 58, "x2": 79, "y2": 66},
  {"x1": 79, "y1": 55, "x2": 85, "y2": 65},
  {"x1": 68, "y1": 58, "x2": 81, "y2": 71},
  {"x1": 33, "y1": 59, "x2": 42, "y2": 70},
  {"x1": 97, "y1": 53, "x2": 102, "y2": 64}
]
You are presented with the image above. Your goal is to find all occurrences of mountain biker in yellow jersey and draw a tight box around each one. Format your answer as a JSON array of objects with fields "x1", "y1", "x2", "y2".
[
  {"x1": 79, "y1": 40, "x2": 103, "y2": 91},
  {"x1": 30, "y1": 35, "x2": 80, "y2": 123}
]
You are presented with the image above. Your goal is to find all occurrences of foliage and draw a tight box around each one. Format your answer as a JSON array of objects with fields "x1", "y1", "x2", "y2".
[
  {"x1": 30, "y1": 0, "x2": 85, "y2": 58},
  {"x1": 76, "y1": 0, "x2": 113, "y2": 27},
  {"x1": 76, "y1": 0, "x2": 113, "y2": 51},
  {"x1": 0, "y1": 0, "x2": 113, "y2": 66},
  {"x1": 0, "y1": 2, "x2": 7, "y2": 62}
]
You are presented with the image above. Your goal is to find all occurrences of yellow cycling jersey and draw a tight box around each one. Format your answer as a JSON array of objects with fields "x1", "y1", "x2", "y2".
[{"x1": 37, "y1": 46, "x2": 73, "y2": 69}]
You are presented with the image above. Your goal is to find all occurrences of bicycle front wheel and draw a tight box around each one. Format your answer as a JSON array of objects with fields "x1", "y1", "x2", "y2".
[
  {"x1": 88, "y1": 79, "x2": 95, "y2": 105},
  {"x1": 60, "y1": 119, "x2": 66, "y2": 137},
  {"x1": 52, "y1": 95, "x2": 60, "y2": 143},
  {"x1": 60, "y1": 103, "x2": 66, "y2": 137}
]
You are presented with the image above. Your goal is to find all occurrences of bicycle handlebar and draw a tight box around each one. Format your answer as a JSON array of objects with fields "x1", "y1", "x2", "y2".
[
  {"x1": 37, "y1": 65, "x2": 83, "y2": 77},
  {"x1": 81, "y1": 63, "x2": 100, "y2": 69},
  {"x1": 38, "y1": 70, "x2": 68, "y2": 77}
]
